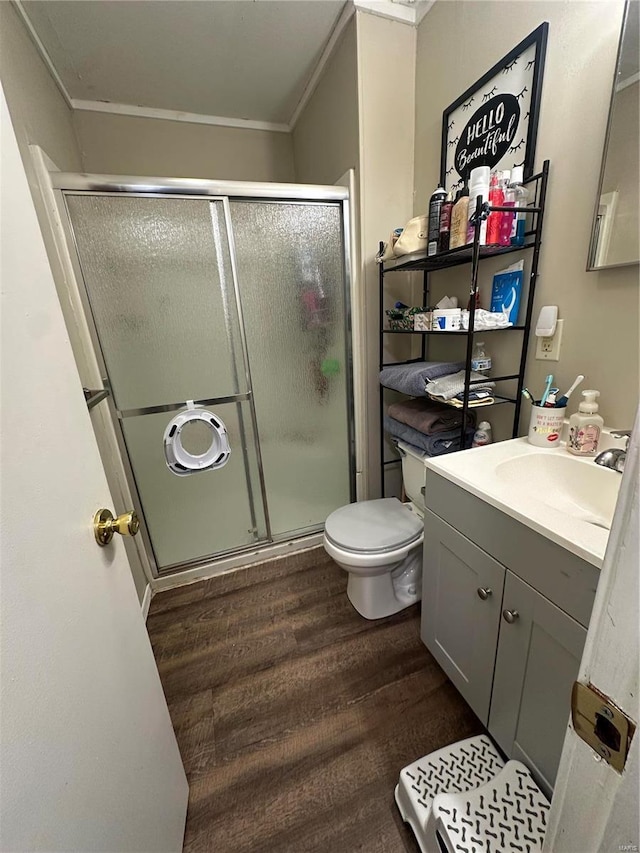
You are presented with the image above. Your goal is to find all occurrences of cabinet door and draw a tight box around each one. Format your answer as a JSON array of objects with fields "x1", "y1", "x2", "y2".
[
  {"x1": 421, "y1": 510, "x2": 505, "y2": 723},
  {"x1": 489, "y1": 571, "x2": 587, "y2": 796}
]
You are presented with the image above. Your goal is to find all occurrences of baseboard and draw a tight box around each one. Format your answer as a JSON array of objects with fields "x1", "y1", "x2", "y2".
[
  {"x1": 150, "y1": 533, "x2": 324, "y2": 593},
  {"x1": 141, "y1": 583, "x2": 152, "y2": 621}
]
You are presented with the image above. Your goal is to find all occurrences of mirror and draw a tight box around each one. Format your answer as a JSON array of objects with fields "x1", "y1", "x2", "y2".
[{"x1": 588, "y1": 0, "x2": 639, "y2": 270}]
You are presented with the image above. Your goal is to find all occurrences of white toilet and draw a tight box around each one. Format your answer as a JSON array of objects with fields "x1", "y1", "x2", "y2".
[{"x1": 323, "y1": 441, "x2": 426, "y2": 620}]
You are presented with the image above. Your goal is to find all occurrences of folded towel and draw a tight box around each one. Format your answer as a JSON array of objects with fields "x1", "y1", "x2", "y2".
[
  {"x1": 384, "y1": 415, "x2": 474, "y2": 456},
  {"x1": 435, "y1": 395, "x2": 495, "y2": 408},
  {"x1": 380, "y1": 361, "x2": 466, "y2": 396},
  {"x1": 387, "y1": 398, "x2": 476, "y2": 434},
  {"x1": 425, "y1": 370, "x2": 495, "y2": 401}
]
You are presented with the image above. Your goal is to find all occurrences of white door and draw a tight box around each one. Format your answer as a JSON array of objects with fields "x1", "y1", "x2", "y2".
[{"x1": 0, "y1": 87, "x2": 188, "y2": 852}]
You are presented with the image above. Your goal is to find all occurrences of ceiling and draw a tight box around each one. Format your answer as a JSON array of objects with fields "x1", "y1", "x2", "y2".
[{"x1": 20, "y1": 0, "x2": 347, "y2": 125}]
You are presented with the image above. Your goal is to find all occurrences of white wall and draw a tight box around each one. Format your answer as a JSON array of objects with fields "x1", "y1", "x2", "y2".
[
  {"x1": 0, "y1": 3, "x2": 81, "y2": 175},
  {"x1": 357, "y1": 12, "x2": 417, "y2": 497},
  {"x1": 414, "y1": 0, "x2": 639, "y2": 430},
  {"x1": 292, "y1": 17, "x2": 360, "y2": 185},
  {"x1": 0, "y1": 3, "x2": 150, "y2": 604},
  {"x1": 73, "y1": 110, "x2": 296, "y2": 182}
]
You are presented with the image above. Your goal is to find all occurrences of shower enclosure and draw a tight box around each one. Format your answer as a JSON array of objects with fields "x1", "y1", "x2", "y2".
[{"x1": 53, "y1": 175, "x2": 354, "y2": 575}]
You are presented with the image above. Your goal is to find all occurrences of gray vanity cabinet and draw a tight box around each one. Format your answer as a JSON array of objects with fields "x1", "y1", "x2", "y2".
[
  {"x1": 421, "y1": 471, "x2": 598, "y2": 792},
  {"x1": 488, "y1": 571, "x2": 587, "y2": 797},
  {"x1": 421, "y1": 510, "x2": 505, "y2": 723}
]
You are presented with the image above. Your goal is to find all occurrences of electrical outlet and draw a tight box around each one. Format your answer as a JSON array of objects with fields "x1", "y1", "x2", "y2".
[{"x1": 536, "y1": 319, "x2": 564, "y2": 361}]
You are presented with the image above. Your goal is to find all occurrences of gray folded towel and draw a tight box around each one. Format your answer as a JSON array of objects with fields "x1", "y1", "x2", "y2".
[
  {"x1": 379, "y1": 361, "x2": 466, "y2": 397},
  {"x1": 387, "y1": 398, "x2": 476, "y2": 434},
  {"x1": 425, "y1": 370, "x2": 495, "y2": 401},
  {"x1": 384, "y1": 415, "x2": 474, "y2": 456}
]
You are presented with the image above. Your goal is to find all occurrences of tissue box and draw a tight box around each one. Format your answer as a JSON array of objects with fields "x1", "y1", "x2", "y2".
[
  {"x1": 386, "y1": 306, "x2": 429, "y2": 330},
  {"x1": 413, "y1": 311, "x2": 433, "y2": 331}
]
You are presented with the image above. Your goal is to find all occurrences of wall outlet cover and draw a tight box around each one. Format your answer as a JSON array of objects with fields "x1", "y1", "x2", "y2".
[{"x1": 535, "y1": 318, "x2": 563, "y2": 361}]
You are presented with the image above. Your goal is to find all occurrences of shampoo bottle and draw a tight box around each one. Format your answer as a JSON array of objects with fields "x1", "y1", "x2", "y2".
[
  {"x1": 567, "y1": 390, "x2": 603, "y2": 456},
  {"x1": 449, "y1": 182, "x2": 470, "y2": 249},
  {"x1": 438, "y1": 189, "x2": 455, "y2": 253}
]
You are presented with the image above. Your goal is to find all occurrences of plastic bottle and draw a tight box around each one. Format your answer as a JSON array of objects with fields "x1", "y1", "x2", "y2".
[
  {"x1": 438, "y1": 189, "x2": 455, "y2": 253},
  {"x1": 509, "y1": 166, "x2": 529, "y2": 247},
  {"x1": 486, "y1": 171, "x2": 504, "y2": 245},
  {"x1": 472, "y1": 421, "x2": 493, "y2": 447},
  {"x1": 471, "y1": 341, "x2": 492, "y2": 374},
  {"x1": 567, "y1": 390, "x2": 604, "y2": 456},
  {"x1": 498, "y1": 170, "x2": 515, "y2": 246},
  {"x1": 427, "y1": 186, "x2": 447, "y2": 256},
  {"x1": 449, "y1": 182, "x2": 470, "y2": 249},
  {"x1": 466, "y1": 166, "x2": 490, "y2": 246}
]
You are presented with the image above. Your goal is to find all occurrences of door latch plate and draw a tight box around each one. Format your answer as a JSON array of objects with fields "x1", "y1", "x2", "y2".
[{"x1": 571, "y1": 681, "x2": 634, "y2": 772}]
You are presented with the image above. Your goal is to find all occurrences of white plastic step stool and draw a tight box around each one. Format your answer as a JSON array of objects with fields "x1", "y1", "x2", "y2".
[
  {"x1": 432, "y1": 759, "x2": 550, "y2": 853},
  {"x1": 395, "y1": 734, "x2": 505, "y2": 853}
]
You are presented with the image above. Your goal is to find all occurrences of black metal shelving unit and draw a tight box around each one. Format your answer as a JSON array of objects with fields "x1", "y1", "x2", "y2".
[{"x1": 379, "y1": 159, "x2": 550, "y2": 495}]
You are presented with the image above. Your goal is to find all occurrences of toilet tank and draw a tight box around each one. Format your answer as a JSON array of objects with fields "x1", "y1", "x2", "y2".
[{"x1": 398, "y1": 441, "x2": 428, "y2": 511}]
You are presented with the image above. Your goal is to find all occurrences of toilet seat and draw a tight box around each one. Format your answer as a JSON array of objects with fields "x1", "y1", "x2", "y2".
[{"x1": 324, "y1": 498, "x2": 423, "y2": 554}]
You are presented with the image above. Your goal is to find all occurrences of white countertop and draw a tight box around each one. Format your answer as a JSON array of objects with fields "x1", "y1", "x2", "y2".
[{"x1": 424, "y1": 433, "x2": 624, "y2": 569}]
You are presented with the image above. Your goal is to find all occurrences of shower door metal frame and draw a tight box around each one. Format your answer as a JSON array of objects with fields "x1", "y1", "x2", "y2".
[{"x1": 49, "y1": 173, "x2": 356, "y2": 578}]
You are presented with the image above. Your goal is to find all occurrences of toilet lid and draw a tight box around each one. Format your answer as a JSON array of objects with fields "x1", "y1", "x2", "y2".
[{"x1": 325, "y1": 498, "x2": 423, "y2": 553}]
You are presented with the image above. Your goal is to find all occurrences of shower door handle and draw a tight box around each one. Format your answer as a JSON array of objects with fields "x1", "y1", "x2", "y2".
[{"x1": 94, "y1": 508, "x2": 140, "y2": 546}]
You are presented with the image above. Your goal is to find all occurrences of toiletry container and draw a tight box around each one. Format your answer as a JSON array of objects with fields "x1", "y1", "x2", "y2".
[
  {"x1": 427, "y1": 186, "x2": 447, "y2": 256},
  {"x1": 438, "y1": 190, "x2": 455, "y2": 253},
  {"x1": 499, "y1": 170, "x2": 514, "y2": 246},
  {"x1": 568, "y1": 390, "x2": 603, "y2": 456},
  {"x1": 466, "y1": 166, "x2": 490, "y2": 245},
  {"x1": 472, "y1": 421, "x2": 492, "y2": 447},
  {"x1": 509, "y1": 166, "x2": 528, "y2": 247},
  {"x1": 528, "y1": 405, "x2": 565, "y2": 448},
  {"x1": 449, "y1": 182, "x2": 470, "y2": 249},
  {"x1": 486, "y1": 171, "x2": 504, "y2": 245}
]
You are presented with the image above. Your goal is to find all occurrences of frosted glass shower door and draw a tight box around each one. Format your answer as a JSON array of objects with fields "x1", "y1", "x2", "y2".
[
  {"x1": 65, "y1": 195, "x2": 268, "y2": 569},
  {"x1": 230, "y1": 201, "x2": 352, "y2": 536}
]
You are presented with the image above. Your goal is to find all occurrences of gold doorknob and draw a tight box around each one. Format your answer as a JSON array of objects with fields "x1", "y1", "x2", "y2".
[{"x1": 93, "y1": 508, "x2": 140, "y2": 546}]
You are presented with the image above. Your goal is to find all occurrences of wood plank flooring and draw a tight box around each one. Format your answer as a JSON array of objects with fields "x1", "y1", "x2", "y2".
[{"x1": 147, "y1": 546, "x2": 483, "y2": 853}]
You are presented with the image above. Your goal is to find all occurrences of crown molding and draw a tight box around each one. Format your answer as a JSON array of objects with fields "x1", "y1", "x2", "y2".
[
  {"x1": 17, "y1": 0, "x2": 423, "y2": 135},
  {"x1": 289, "y1": 1, "x2": 356, "y2": 129},
  {"x1": 71, "y1": 100, "x2": 290, "y2": 133},
  {"x1": 12, "y1": 0, "x2": 73, "y2": 108},
  {"x1": 616, "y1": 70, "x2": 639, "y2": 92}
]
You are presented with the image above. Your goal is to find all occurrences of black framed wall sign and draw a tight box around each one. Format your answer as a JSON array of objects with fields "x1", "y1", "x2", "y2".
[{"x1": 441, "y1": 23, "x2": 548, "y2": 193}]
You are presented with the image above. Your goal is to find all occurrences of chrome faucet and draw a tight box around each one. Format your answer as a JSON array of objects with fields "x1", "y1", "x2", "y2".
[{"x1": 594, "y1": 431, "x2": 631, "y2": 473}]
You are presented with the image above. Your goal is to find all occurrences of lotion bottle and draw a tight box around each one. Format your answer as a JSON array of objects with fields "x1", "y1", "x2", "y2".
[
  {"x1": 486, "y1": 171, "x2": 504, "y2": 245},
  {"x1": 466, "y1": 166, "x2": 490, "y2": 245},
  {"x1": 567, "y1": 390, "x2": 603, "y2": 456},
  {"x1": 509, "y1": 166, "x2": 529, "y2": 246}
]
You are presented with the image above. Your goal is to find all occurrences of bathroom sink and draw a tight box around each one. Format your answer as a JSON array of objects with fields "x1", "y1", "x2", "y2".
[
  {"x1": 423, "y1": 433, "x2": 625, "y2": 568},
  {"x1": 495, "y1": 453, "x2": 619, "y2": 530}
]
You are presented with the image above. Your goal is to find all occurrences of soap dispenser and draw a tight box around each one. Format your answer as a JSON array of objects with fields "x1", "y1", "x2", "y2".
[{"x1": 567, "y1": 390, "x2": 603, "y2": 456}]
